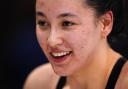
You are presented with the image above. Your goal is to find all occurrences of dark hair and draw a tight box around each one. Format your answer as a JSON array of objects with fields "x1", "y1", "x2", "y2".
[{"x1": 86, "y1": 0, "x2": 128, "y2": 47}]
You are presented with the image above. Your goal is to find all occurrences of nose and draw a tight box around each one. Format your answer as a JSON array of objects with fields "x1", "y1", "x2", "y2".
[{"x1": 47, "y1": 29, "x2": 63, "y2": 48}]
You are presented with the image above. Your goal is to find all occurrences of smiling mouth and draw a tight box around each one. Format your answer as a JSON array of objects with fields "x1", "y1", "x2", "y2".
[{"x1": 50, "y1": 51, "x2": 72, "y2": 59}]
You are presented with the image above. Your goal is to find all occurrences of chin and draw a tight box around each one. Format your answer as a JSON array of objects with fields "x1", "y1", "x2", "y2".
[
  {"x1": 52, "y1": 66, "x2": 71, "y2": 76},
  {"x1": 53, "y1": 68, "x2": 67, "y2": 76}
]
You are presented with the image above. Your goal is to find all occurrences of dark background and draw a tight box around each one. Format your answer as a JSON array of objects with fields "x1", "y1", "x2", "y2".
[
  {"x1": 2, "y1": 0, "x2": 128, "y2": 89},
  {"x1": 3, "y1": 0, "x2": 47, "y2": 89}
]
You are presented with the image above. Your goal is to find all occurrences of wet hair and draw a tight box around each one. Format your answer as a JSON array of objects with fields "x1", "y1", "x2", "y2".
[{"x1": 85, "y1": 0, "x2": 128, "y2": 49}]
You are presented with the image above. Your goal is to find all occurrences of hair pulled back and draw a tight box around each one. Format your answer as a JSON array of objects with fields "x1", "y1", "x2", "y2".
[{"x1": 85, "y1": 0, "x2": 128, "y2": 45}]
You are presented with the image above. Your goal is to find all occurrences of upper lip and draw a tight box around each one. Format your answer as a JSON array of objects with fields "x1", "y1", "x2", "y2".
[{"x1": 48, "y1": 47, "x2": 71, "y2": 53}]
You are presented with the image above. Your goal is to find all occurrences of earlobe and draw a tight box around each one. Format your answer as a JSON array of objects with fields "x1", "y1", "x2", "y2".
[{"x1": 100, "y1": 11, "x2": 113, "y2": 38}]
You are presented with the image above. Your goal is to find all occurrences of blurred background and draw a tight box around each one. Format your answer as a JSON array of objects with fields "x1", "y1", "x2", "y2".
[
  {"x1": 2, "y1": 0, "x2": 128, "y2": 89},
  {"x1": 3, "y1": 0, "x2": 47, "y2": 89}
]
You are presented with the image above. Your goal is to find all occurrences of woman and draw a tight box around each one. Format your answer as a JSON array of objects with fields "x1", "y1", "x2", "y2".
[{"x1": 23, "y1": 0, "x2": 128, "y2": 89}]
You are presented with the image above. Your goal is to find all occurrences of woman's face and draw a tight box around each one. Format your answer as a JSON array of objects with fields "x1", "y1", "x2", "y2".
[{"x1": 36, "y1": 0, "x2": 103, "y2": 75}]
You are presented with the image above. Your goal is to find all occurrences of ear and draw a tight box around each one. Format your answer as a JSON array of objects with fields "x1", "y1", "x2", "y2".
[{"x1": 98, "y1": 11, "x2": 113, "y2": 38}]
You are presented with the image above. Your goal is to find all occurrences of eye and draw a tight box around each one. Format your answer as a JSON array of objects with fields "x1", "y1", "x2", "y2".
[
  {"x1": 62, "y1": 21, "x2": 76, "y2": 27},
  {"x1": 37, "y1": 20, "x2": 49, "y2": 28},
  {"x1": 37, "y1": 20, "x2": 50, "y2": 30}
]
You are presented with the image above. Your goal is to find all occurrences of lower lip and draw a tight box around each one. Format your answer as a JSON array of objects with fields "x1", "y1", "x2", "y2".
[{"x1": 49, "y1": 53, "x2": 71, "y2": 63}]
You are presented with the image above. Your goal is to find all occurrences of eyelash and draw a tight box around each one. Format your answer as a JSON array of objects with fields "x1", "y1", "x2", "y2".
[
  {"x1": 37, "y1": 20, "x2": 76, "y2": 30},
  {"x1": 37, "y1": 20, "x2": 49, "y2": 27},
  {"x1": 62, "y1": 21, "x2": 76, "y2": 27}
]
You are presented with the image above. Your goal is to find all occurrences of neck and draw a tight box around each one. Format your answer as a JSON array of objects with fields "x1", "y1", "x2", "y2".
[{"x1": 67, "y1": 45, "x2": 121, "y2": 89}]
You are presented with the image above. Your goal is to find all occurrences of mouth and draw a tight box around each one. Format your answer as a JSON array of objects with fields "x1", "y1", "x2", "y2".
[{"x1": 50, "y1": 51, "x2": 72, "y2": 59}]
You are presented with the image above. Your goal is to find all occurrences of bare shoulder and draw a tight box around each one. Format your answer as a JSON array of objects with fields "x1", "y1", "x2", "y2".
[
  {"x1": 23, "y1": 63, "x2": 60, "y2": 89},
  {"x1": 116, "y1": 60, "x2": 128, "y2": 89}
]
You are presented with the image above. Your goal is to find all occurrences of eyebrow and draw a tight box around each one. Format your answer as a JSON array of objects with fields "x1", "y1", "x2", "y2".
[{"x1": 36, "y1": 11, "x2": 78, "y2": 18}]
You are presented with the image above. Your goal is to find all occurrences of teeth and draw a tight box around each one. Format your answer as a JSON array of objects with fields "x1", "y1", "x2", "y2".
[{"x1": 51, "y1": 51, "x2": 71, "y2": 57}]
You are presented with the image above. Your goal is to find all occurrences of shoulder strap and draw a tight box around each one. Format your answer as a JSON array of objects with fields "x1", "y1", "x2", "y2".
[
  {"x1": 105, "y1": 57, "x2": 127, "y2": 89},
  {"x1": 56, "y1": 76, "x2": 66, "y2": 89},
  {"x1": 56, "y1": 58, "x2": 127, "y2": 89}
]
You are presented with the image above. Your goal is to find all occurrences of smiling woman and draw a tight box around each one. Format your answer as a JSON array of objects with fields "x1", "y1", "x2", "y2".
[{"x1": 23, "y1": 0, "x2": 128, "y2": 89}]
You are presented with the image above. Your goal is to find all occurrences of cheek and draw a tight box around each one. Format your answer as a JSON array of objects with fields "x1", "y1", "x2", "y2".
[
  {"x1": 66, "y1": 28, "x2": 92, "y2": 50},
  {"x1": 36, "y1": 29, "x2": 48, "y2": 51},
  {"x1": 73, "y1": 33, "x2": 90, "y2": 58},
  {"x1": 64, "y1": 30, "x2": 89, "y2": 61},
  {"x1": 66, "y1": 26, "x2": 100, "y2": 59}
]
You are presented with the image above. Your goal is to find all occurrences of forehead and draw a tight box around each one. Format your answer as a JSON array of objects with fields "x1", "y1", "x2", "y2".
[
  {"x1": 36, "y1": 0, "x2": 97, "y2": 21},
  {"x1": 36, "y1": 0, "x2": 84, "y2": 7},
  {"x1": 36, "y1": 0, "x2": 89, "y2": 15}
]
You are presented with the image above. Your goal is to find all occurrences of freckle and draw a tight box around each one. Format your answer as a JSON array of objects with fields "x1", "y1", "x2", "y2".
[
  {"x1": 48, "y1": 9, "x2": 50, "y2": 12},
  {"x1": 81, "y1": 46, "x2": 84, "y2": 49},
  {"x1": 82, "y1": 30, "x2": 85, "y2": 33},
  {"x1": 39, "y1": 0, "x2": 44, "y2": 6}
]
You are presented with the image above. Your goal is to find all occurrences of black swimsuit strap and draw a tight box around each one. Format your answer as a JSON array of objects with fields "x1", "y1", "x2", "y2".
[
  {"x1": 105, "y1": 57, "x2": 127, "y2": 89},
  {"x1": 56, "y1": 57, "x2": 127, "y2": 89},
  {"x1": 56, "y1": 76, "x2": 66, "y2": 89}
]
